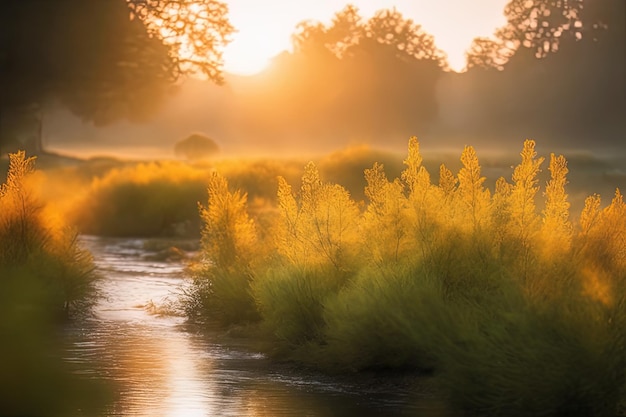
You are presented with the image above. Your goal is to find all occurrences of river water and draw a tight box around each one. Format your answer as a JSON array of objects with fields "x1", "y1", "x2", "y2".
[{"x1": 64, "y1": 236, "x2": 445, "y2": 417}]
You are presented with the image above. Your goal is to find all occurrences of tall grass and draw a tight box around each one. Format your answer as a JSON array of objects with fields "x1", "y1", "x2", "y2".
[
  {"x1": 182, "y1": 172, "x2": 261, "y2": 325},
  {"x1": 183, "y1": 137, "x2": 626, "y2": 415},
  {"x1": 68, "y1": 161, "x2": 211, "y2": 237},
  {"x1": 0, "y1": 151, "x2": 96, "y2": 314},
  {"x1": 41, "y1": 145, "x2": 622, "y2": 239},
  {"x1": 0, "y1": 151, "x2": 109, "y2": 415}
]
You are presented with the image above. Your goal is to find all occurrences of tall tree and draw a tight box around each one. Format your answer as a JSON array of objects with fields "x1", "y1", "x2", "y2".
[
  {"x1": 273, "y1": 5, "x2": 447, "y2": 143},
  {"x1": 462, "y1": 0, "x2": 624, "y2": 144},
  {"x1": 0, "y1": 0, "x2": 233, "y2": 154}
]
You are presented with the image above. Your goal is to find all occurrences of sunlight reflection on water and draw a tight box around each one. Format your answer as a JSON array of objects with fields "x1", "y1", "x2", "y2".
[{"x1": 64, "y1": 236, "x2": 444, "y2": 417}]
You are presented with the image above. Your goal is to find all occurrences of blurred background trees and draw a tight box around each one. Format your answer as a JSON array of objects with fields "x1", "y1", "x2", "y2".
[
  {"x1": 239, "y1": 5, "x2": 448, "y2": 149},
  {"x1": 0, "y1": 0, "x2": 233, "y2": 155},
  {"x1": 170, "y1": 0, "x2": 624, "y2": 155},
  {"x1": 2, "y1": 0, "x2": 622, "y2": 158},
  {"x1": 457, "y1": 0, "x2": 625, "y2": 146}
]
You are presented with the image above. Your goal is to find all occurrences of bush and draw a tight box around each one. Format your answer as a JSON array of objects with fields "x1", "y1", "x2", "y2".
[
  {"x1": 181, "y1": 137, "x2": 626, "y2": 415},
  {"x1": 70, "y1": 161, "x2": 210, "y2": 237},
  {"x1": 322, "y1": 262, "x2": 442, "y2": 372},
  {"x1": 184, "y1": 172, "x2": 260, "y2": 325},
  {"x1": 174, "y1": 133, "x2": 220, "y2": 161},
  {"x1": 434, "y1": 283, "x2": 624, "y2": 417},
  {"x1": 0, "y1": 151, "x2": 96, "y2": 315},
  {"x1": 0, "y1": 151, "x2": 108, "y2": 415}
]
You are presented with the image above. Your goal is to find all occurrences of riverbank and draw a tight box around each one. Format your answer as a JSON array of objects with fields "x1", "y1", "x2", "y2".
[
  {"x1": 66, "y1": 235, "x2": 450, "y2": 417},
  {"x1": 182, "y1": 139, "x2": 626, "y2": 416}
]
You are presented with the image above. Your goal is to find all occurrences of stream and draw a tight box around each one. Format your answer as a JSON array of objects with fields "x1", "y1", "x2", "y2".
[{"x1": 63, "y1": 236, "x2": 445, "y2": 417}]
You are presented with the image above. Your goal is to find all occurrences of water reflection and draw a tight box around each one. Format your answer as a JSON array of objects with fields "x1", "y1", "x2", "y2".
[{"x1": 66, "y1": 236, "x2": 443, "y2": 417}]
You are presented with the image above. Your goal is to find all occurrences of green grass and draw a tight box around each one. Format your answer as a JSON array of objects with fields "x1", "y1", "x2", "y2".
[
  {"x1": 0, "y1": 151, "x2": 111, "y2": 415},
  {"x1": 180, "y1": 138, "x2": 626, "y2": 416}
]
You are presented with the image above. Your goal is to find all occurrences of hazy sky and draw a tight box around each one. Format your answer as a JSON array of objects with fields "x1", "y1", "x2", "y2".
[{"x1": 222, "y1": 0, "x2": 510, "y2": 74}]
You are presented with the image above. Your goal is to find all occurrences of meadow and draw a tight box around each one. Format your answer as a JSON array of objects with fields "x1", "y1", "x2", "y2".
[
  {"x1": 2, "y1": 138, "x2": 625, "y2": 416},
  {"x1": 9, "y1": 142, "x2": 622, "y2": 240}
]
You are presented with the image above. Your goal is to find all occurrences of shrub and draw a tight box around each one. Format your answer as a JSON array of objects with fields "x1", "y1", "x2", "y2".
[
  {"x1": 70, "y1": 161, "x2": 210, "y2": 237},
  {"x1": 182, "y1": 137, "x2": 626, "y2": 415},
  {"x1": 0, "y1": 152, "x2": 108, "y2": 415},
  {"x1": 184, "y1": 172, "x2": 260, "y2": 325},
  {"x1": 322, "y1": 262, "x2": 442, "y2": 372},
  {"x1": 252, "y1": 265, "x2": 352, "y2": 359},
  {"x1": 174, "y1": 133, "x2": 220, "y2": 161},
  {"x1": 274, "y1": 162, "x2": 361, "y2": 271},
  {"x1": 434, "y1": 282, "x2": 624, "y2": 417},
  {"x1": 0, "y1": 151, "x2": 96, "y2": 315}
]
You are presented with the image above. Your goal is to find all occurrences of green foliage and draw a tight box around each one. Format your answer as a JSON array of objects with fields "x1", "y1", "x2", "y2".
[
  {"x1": 0, "y1": 152, "x2": 108, "y2": 415},
  {"x1": 253, "y1": 265, "x2": 351, "y2": 358},
  {"x1": 182, "y1": 137, "x2": 626, "y2": 416},
  {"x1": 185, "y1": 263, "x2": 259, "y2": 326},
  {"x1": 70, "y1": 161, "x2": 209, "y2": 237},
  {"x1": 322, "y1": 263, "x2": 442, "y2": 372},
  {"x1": 0, "y1": 151, "x2": 96, "y2": 314},
  {"x1": 186, "y1": 172, "x2": 259, "y2": 325},
  {"x1": 433, "y1": 269, "x2": 625, "y2": 417},
  {"x1": 0, "y1": 152, "x2": 47, "y2": 264}
]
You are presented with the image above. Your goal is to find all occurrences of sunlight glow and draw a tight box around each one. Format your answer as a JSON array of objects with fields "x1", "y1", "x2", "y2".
[
  {"x1": 222, "y1": 0, "x2": 509, "y2": 74},
  {"x1": 223, "y1": 42, "x2": 272, "y2": 76}
]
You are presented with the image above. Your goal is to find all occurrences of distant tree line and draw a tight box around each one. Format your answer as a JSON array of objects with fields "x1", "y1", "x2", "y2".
[
  {"x1": 233, "y1": 0, "x2": 624, "y2": 149},
  {"x1": 1, "y1": 0, "x2": 622, "y2": 155},
  {"x1": 236, "y1": 5, "x2": 447, "y2": 147}
]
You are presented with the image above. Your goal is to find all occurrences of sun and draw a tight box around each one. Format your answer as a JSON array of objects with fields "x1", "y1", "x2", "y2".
[
  {"x1": 220, "y1": 4, "x2": 293, "y2": 76},
  {"x1": 222, "y1": 39, "x2": 274, "y2": 76}
]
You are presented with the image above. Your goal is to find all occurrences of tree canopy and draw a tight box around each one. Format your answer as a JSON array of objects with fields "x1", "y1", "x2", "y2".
[
  {"x1": 460, "y1": 0, "x2": 624, "y2": 143},
  {"x1": 0, "y1": 0, "x2": 233, "y2": 153},
  {"x1": 241, "y1": 5, "x2": 447, "y2": 146}
]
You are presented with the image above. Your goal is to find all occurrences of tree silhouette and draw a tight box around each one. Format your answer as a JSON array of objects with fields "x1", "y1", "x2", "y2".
[
  {"x1": 268, "y1": 5, "x2": 447, "y2": 144},
  {"x1": 460, "y1": 0, "x2": 624, "y2": 145},
  {"x1": 465, "y1": 37, "x2": 508, "y2": 70},
  {"x1": 498, "y1": 0, "x2": 583, "y2": 58},
  {"x1": 0, "y1": 0, "x2": 233, "y2": 154}
]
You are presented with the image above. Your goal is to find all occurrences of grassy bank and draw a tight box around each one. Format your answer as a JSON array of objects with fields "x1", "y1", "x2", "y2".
[
  {"x1": 0, "y1": 152, "x2": 111, "y2": 416},
  {"x1": 183, "y1": 138, "x2": 626, "y2": 416}
]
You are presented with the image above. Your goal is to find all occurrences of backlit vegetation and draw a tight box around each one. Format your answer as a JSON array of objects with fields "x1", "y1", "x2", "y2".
[
  {"x1": 0, "y1": 152, "x2": 107, "y2": 415},
  {"x1": 44, "y1": 144, "x2": 621, "y2": 240},
  {"x1": 186, "y1": 137, "x2": 626, "y2": 416},
  {"x1": 62, "y1": 158, "x2": 304, "y2": 238},
  {"x1": 0, "y1": 151, "x2": 96, "y2": 314},
  {"x1": 69, "y1": 161, "x2": 211, "y2": 237}
]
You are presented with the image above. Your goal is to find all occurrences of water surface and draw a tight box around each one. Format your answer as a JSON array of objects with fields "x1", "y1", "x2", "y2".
[{"x1": 65, "y1": 236, "x2": 444, "y2": 416}]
